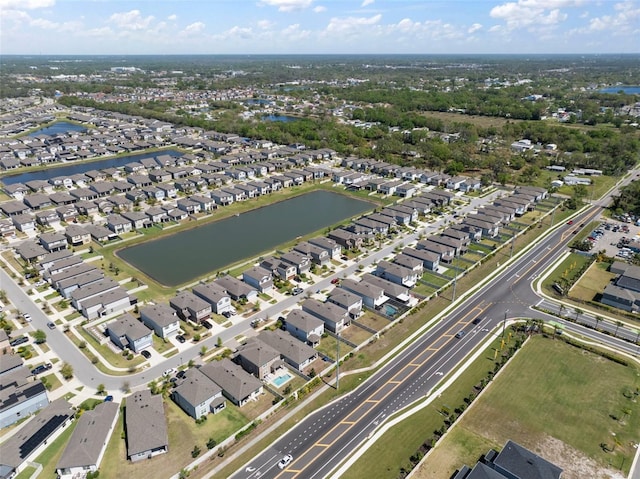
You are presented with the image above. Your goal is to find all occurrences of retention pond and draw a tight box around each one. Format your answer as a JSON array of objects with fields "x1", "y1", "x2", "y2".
[{"x1": 117, "y1": 190, "x2": 372, "y2": 286}]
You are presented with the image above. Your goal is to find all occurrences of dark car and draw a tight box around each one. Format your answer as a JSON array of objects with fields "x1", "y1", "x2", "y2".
[
  {"x1": 221, "y1": 311, "x2": 232, "y2": 319},
  {"x1": 202, "y1": 320, "x2": 213, "y2": 330},
  {"x1": 331, "y1": 278, "x2": 340, "y2": 284},
  {"x1": 31, "y1": 363, "x2": 52, "y2": 375},
  {"x1": 176, "y1": 370, "x2": 186, "y2": 379},
  {"x1": 9, "y1": 336, "x2": 28, "y2": 347},
  {"x1": 176, "y1": 335, "x2": 186, "y2": 343},
  {"x1": 104, "y1": 395, "x2": 114, "y2": 402},
  {"x1": 472, "y1": 317, "x2": 482, "y2": 325},
  {"x1": 141, "y1": 350, "x2": 151, "y2": 359}
]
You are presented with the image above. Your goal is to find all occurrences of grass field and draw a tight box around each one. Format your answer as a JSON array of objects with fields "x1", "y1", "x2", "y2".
[
  {"x1": 541, "y1": 252, "x2": 592, "y2": 294},
  {"x1": 570, "y1": 261, "x2": 617, "y2": 302},
  {"x1": 415, "y1": 337, "x2": 640, "y2": 478}
]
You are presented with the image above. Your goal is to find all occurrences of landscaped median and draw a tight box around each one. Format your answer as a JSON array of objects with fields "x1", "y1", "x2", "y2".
[{"x1": 343, "y1": 333, "x2": 640, "y2": 479}]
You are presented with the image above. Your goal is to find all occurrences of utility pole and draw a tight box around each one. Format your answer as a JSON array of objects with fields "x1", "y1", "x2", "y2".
[
  {"x1": 336, "y1": 328, "x2": 340, "y2": 390},
  {"x1": 510, "y1": 230, "x2": 515, "y2": 259},
  {"x1": 452, "y1": 268, "x2": 457, "y2": 302},
  {"x1": 502, "y1": 309, "x2": 510, "y2": 338}
]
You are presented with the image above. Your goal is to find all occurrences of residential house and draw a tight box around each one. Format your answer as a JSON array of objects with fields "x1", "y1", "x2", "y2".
[
  {"x1": 280, "y1": 251, "x2": 312, "y2": 275},
  {"x1": 260, "y1": 256, "x2": 297, "y2": 281},
  {"x1": 600, "y1": 262, "x2": 640, "y2": 312},
  {"x1": 327, "y1": 287, "x2": 363, "y2": 318},
  {"x1": 340, "y1": 278, "x2": 388, "y2": 309},
  {"x1": 301, "y1": 298, "x2": 350, "y2": 333},
  {"x1": 214, "y1": 275, "x2": 258, "y2": 303},
  {"x1": 80, "y1": 287, "x2": 132, "y2": 320},
  {"x1": 12, "y1": 214, "x2": 36, "y2": 233},
  {"x1": 328, "y1": 228, "x2": 364, "y2": 250},
  {"x1": 257, "y1": 330, "x2": 318, "y2": 372},
  {"x1": 171, "y1": 368, "x2": 225, "y2": 420},
  {"x1": 362, "y1": 273, "x2": 411, "y2": 304},
  {"x1": 106, "y1": 214, "x2": 133, "y2": 234},
  {"x1": 242, "y1": 266, "x2": 273, "y2": 294},
  {"x1": 308, "y1": 236, "x2": 342, "y2": 259},
  {"x1": 125, "y1": 390, "x2": 169, "y2": 462},
  {"x1": 39, "y1": 232, "x2": 68, "y2": 252},
  {"x1": 64, "y1": 224, "x2": 91, "y2": 246},
  {"x1": 70, "y1": 278, "x2": 120, "y2": 310},
  {"x1": 55, "y1": 401, "x2": 119, "y2": 479},
  {"x1": 417, "y1": 239, "x2": 455, "y2": 263},
  {"x1": 235, "y1": 338, "x2": 282, "y2": 379},
  {"x1": 140, "y1": 304, "x2": 180, "y2": 339},
  {"x1": 284, "y1": 309, "x2": 324, "y2": 347},
  {"x1": 199, "y1": 359, "x2": 263, "y2": 407},
  {"x1": 106, "y1": 313, "x2": 153, "y2": 353},
  {"x1": 293, "y1": 242, "x2": 330, "y2": 266},
  {"x1": 192, "y1": 282, "x2": 233, "y2": 315},
  {"x1": 376, "y1": 260, "x2": 418, "y2": 287},
  {"x1": 169, "y1": 291, "x2": 212, "y2": 323},
  {"x1": 0, "y1": 360, "x2": 49, "y2": 428}
]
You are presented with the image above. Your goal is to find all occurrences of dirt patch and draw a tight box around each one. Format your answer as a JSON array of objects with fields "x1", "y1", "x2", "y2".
[{"x1": 537, "y1": 436, "x2": 625, "y2": 479}]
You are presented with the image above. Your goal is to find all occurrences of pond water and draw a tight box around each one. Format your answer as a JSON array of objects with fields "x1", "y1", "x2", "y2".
[
  {"x1": 599, "y1": 86, "x2": 640, "y2": 94},
  {"x1": 1, "y1": 150, "x2": 184, "y2": 185},
  {"x1": 261, "y1": 115, "x2": 299, "y2": 123},
  {"x1": 28, "y1": 121, "x2": 87, "y2": 137},
  {"x1": 118, "y1": 190, "x2": 372, "y2": 286}
]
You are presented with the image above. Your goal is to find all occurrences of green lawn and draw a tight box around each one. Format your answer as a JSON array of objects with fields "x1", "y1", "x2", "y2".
[
  {"x1": 541, "y1": 252, "x2": 592, "y2": 294},
  {"x1": 31, "y1": 419, "x2": 78, "y2": 479},
  {"x1": 570, "y1": 261, "x2": 617, "y2": 302},
  {"x1": 417, "y1": 336, "x2": 640, "y2": 478},
  {"x1": 100, "y1": 399, "x2": 249, "y2": 479}
]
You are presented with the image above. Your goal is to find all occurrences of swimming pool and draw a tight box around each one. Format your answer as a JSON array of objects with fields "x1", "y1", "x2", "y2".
[
  {"x1": 272, "y1": 373, "x2": 293, "y2": 388},
  {"x1": 385, "y1": 304, "x2": 399, "y2": 316}
]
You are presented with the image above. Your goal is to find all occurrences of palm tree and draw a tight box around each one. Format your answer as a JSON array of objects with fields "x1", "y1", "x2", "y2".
[
  {"x1": 574, "y1": 307, "x2": 583, "y2": 322},
  {"x1": 594, "y1": 315, "x2": 603, "y2": 331},
  {"x1": 614, "y1": 321, "x2": 623, "y2": 337},
  {"x1": 558, "y1": 304, "x2": 565, "y2": 317}
]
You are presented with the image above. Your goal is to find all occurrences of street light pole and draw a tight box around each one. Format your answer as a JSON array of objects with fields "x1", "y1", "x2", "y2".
[
  {"x1": 502, "y1": 309, "x2": 509, "y2": 338},
  {"x1": 336, "y1": 328, "x2": 340, "y2": 390}
]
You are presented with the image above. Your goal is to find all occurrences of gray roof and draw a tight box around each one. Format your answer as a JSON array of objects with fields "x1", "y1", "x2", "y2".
[
  {"x1": 107, "y1": 313, "x2": 152, "y2": 342},
  {"x1": 362, "y1": 273, "x2": 410, "y2": 299},
  {"x1": 192, "y1": 282, "x2": 229, "y2": 305},
  {"x1": 170, "y1": 290, "x2": 211, "y2": 313},
  {"x1": 237, "y1": 338, "x2": 280, "y2": 367},
  {"x1": 80, "y1": 287, "x2": 130, "y2": 310},
  {"x1": 285, "y1": 309, "x2": 324, "y2": 332},
  {"x1": 0, "y1": 398, "x2": 73, "y2": 468},
  {"x1": 57, "y1": 401, "x2": 119, "y2": 470},
  {"x1": 173, "y1": 368, "x2": 222, "y2": 407},
  {"x1": 301, "y1": 298, "x2": 349, "y2": 324},
  {"x1": 125, "y1": 390, "x2": 169, "y2": 458},
  {"x1": 139, "y1": 303, "x2": 178, "y2": 328},
  {"x1": 493, "y1": 440, "x2": 563, "y2": 479},
  {"x1": 257, "y1": 330, "x2": 317, "y2": 365},
  {"x1": 199, "y1": 359, "x2": 263, "y2": 404},
  {"x1": 70, "y1": 277, "x2": 119, "y2": 302},
  {"x1": 340, "y1": 278, "x2": 385, "y2": 300}
]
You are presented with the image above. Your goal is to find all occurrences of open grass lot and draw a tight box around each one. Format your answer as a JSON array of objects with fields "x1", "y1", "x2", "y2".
[
  {"x1": 341, "y1": 323, "x2": 375, "y2": 345},
  {"x1": 355, "y1": 312, "x2": 392, "y2": 332},
  {"x1": 416, "y1": 337, "x2": 640, "y2": 479},
  {"x1": 317, "y1": 334, "x2": 354, "y2": 361},
  {"x1": 100, "y1": 400, "x2": 251, "y2": 479},
  {"x1": 421, "y1": 271, "x2": 450, "y2": 287},
  {"x1": 570, "y1": 261, "x2": 617, "y2": 302},
  {"x1": 541, "y1": 252, "x2": 592, "y2": 294}
]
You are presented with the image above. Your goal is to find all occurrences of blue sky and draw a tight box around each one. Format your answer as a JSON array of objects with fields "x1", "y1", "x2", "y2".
[{"x1": 0, "y1": 0, "x2": 638, "y2": 55}]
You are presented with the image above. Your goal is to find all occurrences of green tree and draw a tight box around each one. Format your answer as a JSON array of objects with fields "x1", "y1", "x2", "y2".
[
  {"x1": 33, "y1": 329, "x2": 47, "y2": 344},
  {"x1": 97, "y1": 384, "x2": 106, "y2": 395},
  {"x1": 191, "y1": 445, "x2": 201, "y2": 458},
  {"x1": 60, "y1": 362, "x2": 74, "y2": 380}
]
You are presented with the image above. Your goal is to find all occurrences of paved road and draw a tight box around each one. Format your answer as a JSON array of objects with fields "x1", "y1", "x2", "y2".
[{"x1": 230, "y1": 171, "x2": 640, "y2": 479}]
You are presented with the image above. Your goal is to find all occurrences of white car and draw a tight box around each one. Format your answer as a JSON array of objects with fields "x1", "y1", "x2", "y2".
[
  {"x1": 278, "y1": 454, "x2": 293, "y2": 469},
  {"x1": 23, "y1": 313, "x2": 31, "y2": 322},
  {"x1": 163, "y1": 368, "x2": 176, "y2": 377}
]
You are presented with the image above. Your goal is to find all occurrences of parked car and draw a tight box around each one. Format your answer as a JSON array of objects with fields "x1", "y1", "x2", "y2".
[
  {"x1": 292, "y1": 287, "x2": 304, "y2": 295},
  {"x1": 278, "y1": 454, "x2": 293, "y2": 469},
  {"x1": 251, "y1": 318, "x2": 263, "y2": 328},
  {"x1": 201, "y1": 320, "x2": 213, "y2": 330},
  {"x1": 31, "y1": 363, "x2": 52, "y2": 375},
  {"x1": 176, "y1": 370, "x2": 186, "y2": 379},
  {"x1": 9, "y1": 336, "x2": 28, "y2": 347},
  {"x1": 141, "y1": 350, "x2": 151, "y2": 359},
  {"x1": 221, "y1": 311, "x2": 232, "y2": 318},
  {"x1": 331, "y1": 278, "x2": 340, "y2": 284},
  {"x1": 22, "y1": 313, "x2": 31, "y2": 322},
  {"x1": 163, "y1": 368, "x2": 176, "y2": 377},
  {"x1": 104, "y1": 395, "x2": 114, "y2": 402},
  {"x1": 176, "y1": 334, "x2": 186, "y2": 343},
  {"x1": 47, "y1": 322, "x2": 56, "y2": 330}
]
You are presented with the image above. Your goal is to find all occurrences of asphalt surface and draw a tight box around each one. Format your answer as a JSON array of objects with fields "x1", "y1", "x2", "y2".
[{"x1": 230, "y1": 172, "x2": 640, "y2": 479}]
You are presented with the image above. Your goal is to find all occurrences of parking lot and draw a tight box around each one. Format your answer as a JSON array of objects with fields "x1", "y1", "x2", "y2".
[{"x1": 583, "y1": 218, "x2": 640, "y2": 258}]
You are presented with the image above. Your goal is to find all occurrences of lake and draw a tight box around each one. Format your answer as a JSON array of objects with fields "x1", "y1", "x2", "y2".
[
  {"x1": 1, "y1": 149, "x2": 184, "y2": 186},
  {"x1": 29, "y1": 121, "x2": 87, "y2": 137},
  {"x1": 118, "y1": 190, "x2": 372, "y2": 286},
  {"x1": 599, "y1": 86, "x2": 640, "y2": 94},
  {"x1": 262, "y1": 115, "x2": 299, "y2": 123}
]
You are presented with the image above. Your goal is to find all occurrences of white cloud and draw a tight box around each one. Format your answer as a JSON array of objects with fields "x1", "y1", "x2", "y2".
[
  {"x1": 183, "y1": 21, "x2": 205, "y2": 34},
  {"x1": 587, "y1": 0, "x2": 640, "y2": 32},
  {"x1": 313, "y1": 5, "x2": 326, "y2": 13},
  {"x1": 326, "y1": 13, "x2": 382, "y2": 35},
  {"x1": 489, "y1": 0, "x2": 583, "y2": 30},
  {"x1": 30, "y1": 17, "x2": 79, "y2": 31},
  {"x1": 468, "y1": 22, "x2": 483, "y2": 33},
  {"x1": 0, "y1": 0, "x2": 54, "y2": 10},
  {"x1": 109, "y1": 10, "x2": 155, "y2": 31},
  {"x1": 257, "y1": 19, "x2": 274, "y2": 29},
  {"x1": 361, "y1": 0, "x2": 374, "y2": 6},
  {"x1": 260, "y1": 0, "x2": 313, "y2": 12},
  {"x1": 281, "y1": 23, "x2": 311, "y2": 39},
  {"x1": 167, "y1": 14, "x2": 177, "y2": 21},
  {"x1": 216, "y1": 25, "x2": 254, "y2": 40}
]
